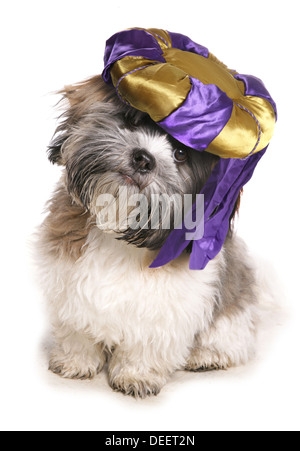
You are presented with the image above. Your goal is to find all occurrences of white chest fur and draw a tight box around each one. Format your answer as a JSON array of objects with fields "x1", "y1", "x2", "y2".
[{"x1": 43, "y1": 227, "x2": 221, "y2": 353}]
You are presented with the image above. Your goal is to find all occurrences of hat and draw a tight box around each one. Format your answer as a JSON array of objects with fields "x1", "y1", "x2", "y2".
[{"x1": 102, "y1": 28, "x2": 277, "y2": 269}]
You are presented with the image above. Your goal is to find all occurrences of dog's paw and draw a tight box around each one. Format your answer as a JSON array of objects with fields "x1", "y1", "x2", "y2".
[
  {"x1": 49, "y1": 346, "x2": 106, "y2": 380},
  {"x1": 185, "y1": 347, "x2": 230, "y2": 372},
  {"x1": 49, "y1": 359, "x2": 100, "y2": 380},
  {"x1": 109, "y1": 369, "x2": 166, "y2": 399}
]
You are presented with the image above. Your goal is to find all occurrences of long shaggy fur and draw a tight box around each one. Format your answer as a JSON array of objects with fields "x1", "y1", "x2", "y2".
[{"x1": 37, "y1": 76, "x2": 261, "y2": 398}]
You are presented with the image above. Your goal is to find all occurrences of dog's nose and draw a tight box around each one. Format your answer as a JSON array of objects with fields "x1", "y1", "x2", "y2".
[{"x1": 132, "y1": 148, "x2": 156, "y2": 174}]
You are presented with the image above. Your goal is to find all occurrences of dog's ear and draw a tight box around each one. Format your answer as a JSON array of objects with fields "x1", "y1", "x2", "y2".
[{"x1": 47, "y1": 76, "x2": 114, "y2": 165}]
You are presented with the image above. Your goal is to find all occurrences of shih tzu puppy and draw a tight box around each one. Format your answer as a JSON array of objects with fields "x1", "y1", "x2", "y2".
[{"x1": 36, "y1": 29, "x2": 276, "y2": 398}]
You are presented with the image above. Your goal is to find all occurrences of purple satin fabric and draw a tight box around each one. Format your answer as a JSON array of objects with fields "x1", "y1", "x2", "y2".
[
  {"x1": 168, "y1": 31, "x2": 209, "y2": 58},
  {"x1": 102, "y1": 28, "x2": 277, "y2": 270},
  {"x1": 102, "y1": 29, "x2": 166, "y2": 84},
  {"x1": 158, "y1": 77, "x2": 233, "y2": 151}
]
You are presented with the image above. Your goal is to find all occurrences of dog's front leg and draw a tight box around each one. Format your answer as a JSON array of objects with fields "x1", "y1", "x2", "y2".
[{"x1": 49, "y1": 324, "x2": 107, "y2": 380}]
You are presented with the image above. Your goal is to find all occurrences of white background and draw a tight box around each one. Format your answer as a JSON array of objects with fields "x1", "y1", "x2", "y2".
[{"x1": 1, "y1": 0, "x2": 299, "y2": 432}]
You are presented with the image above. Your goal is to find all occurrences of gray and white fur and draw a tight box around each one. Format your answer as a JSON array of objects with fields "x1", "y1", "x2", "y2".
[{"x1": 37, "y1": 76, "x2": 260, "y2": 398}]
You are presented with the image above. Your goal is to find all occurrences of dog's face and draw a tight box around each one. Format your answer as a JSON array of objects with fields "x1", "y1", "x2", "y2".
[{"x1": 48, "y1": 76, "x2": 219, "y2": 250}]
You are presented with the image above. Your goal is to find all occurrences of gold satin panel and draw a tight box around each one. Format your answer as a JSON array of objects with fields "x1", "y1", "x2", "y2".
[
  {"x1": 207, "y1": 96, "x2": 276, "y2": 158},
  {"x1": 113, "y1": 58, "x2": 191, "y2": 122},
  {"x1": 110, "y1": 28, "x2": 276, "y2": 158},
  {"x1": 163, "y1": 48, "x2": 245, "y2": 100},
  {"x1": 111, "y1": 56, "x2": 159, "y2": 87}
]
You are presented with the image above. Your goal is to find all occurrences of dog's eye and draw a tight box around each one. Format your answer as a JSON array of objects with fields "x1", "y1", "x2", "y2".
[{"x1": 173, "y1": 149, "x2": 188, "y2": 163}]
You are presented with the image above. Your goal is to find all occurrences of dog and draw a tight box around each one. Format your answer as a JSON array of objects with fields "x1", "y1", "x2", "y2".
[{"x1": 37, "y1": 75, "x2": 261, "y2": 398}]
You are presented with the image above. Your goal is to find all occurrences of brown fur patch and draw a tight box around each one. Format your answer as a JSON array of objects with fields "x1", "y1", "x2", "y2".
[
  {"x1": 41, "y1": 181, "x2": 93, "y2": 260},
  {"x1": 59, "y1": 75, "x2": 115, "y2": 122}
]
